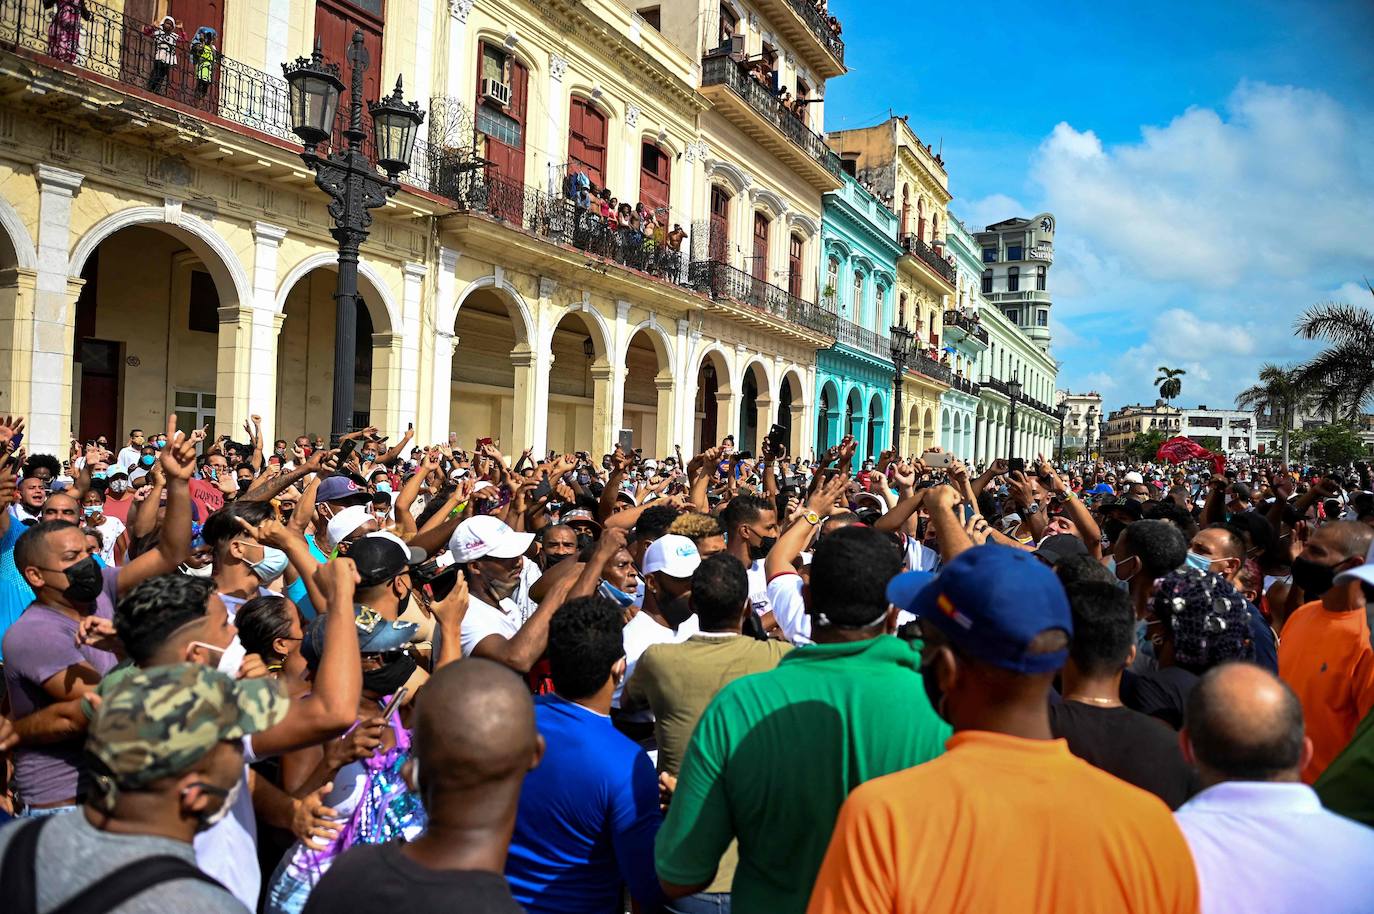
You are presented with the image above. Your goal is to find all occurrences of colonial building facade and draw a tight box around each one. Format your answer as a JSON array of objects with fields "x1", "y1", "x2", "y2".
[{"x1": 0, "y1": 0, "x2": 847, "y2": 458}]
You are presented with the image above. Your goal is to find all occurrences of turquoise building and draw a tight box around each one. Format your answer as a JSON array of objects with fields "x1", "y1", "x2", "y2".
[{"x1": 815, "y1": 172, "x2": 902, "y2": 464}]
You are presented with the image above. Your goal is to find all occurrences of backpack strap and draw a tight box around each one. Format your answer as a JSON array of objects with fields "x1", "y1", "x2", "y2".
[
  {"x1": 0, "y1": 817, "x2": 49, "y2": 914},
  {"x1": 49, "y1": 854, "x2": 225, "y2": 914}
]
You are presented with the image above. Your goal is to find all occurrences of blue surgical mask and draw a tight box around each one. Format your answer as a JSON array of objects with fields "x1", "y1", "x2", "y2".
[
  {"x1": 140, "y1": 455, "x2": 156, "y2": 467},
  {"x1": 92, "y1": 555, "x2": 106, "y2": 569},
  {"x1": 91, "y1": 471, "x2": 106, "y2": 480},
  {"x1": 598, "y1": 579, "x2": 635, "y2": 609},
  {"x1": 1104, "y1": 556, "x2": 1132, "y2": 592},
  {"x1": 375, "y1": 481, "x2": 392, "y2": 494},
  {"x1": 1184, "y1": 551, "x2": 1216, "y2": 574},
  {"x1": 82, "y1": 505, "x2": 99, "y2": 518},
  {"x1": 243, "y1": 543, "x2": 290, "y2": 582}
]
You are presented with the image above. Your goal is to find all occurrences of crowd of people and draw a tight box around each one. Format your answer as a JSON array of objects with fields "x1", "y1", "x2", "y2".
[
  {"x1": 559, "y1": 172, "x2": 687, "y2": 280},
  {"x1": 0, "y1": 412, "x2": 1372, "y2": 913}
]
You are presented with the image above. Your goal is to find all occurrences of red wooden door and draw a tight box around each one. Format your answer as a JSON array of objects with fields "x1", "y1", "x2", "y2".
[
  {"x1": 315, "y1": 0, "x2": 383, "y2": 152},
  {"x1": 168, "y1": 0, "x2": 224, "y2": 111},
  {"x1": 78, "y1": 340, "x2": 120, "y2": 445},
  {"x1": 639, "y1": 142, "x2": 671, "y2": 216},
  {"x1": 477, "y1": 44, "x2": 528, "y2": 187},
  {"x1": 787, "y1": 234, "x2": 803, "y2": 298},
  {"x1": 709, "y1": 186, "x2": 729, "y2": 262},
  {"x1": 751, "y1": 213, "x2": 769, "y2": 283},
  {"x1": 568, "y1": 98, "x2": 606, "y2": 188}
]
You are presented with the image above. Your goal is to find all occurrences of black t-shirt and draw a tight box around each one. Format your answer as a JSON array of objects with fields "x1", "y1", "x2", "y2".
[
  {"x1": 1048, "y1": 700, "x2": 1197, "y2": 810},
  {"x1": 302, "y1": 841, "x2": 524, "y2": 914},
  {"x1": 1120, "y1": 666, "x2": 1200, "y2": 730}
]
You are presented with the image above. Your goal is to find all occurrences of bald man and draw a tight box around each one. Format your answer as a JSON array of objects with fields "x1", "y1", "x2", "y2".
[
  {"x1": 1175, "y1": 663, "x2": 1374, "y2": 914},
  {"x1": 1278, "y1": 521, "x2": 1374, "y2": 782},
  {"x1": 303, "y1": 658, "x2": 542, "y2": 912}
]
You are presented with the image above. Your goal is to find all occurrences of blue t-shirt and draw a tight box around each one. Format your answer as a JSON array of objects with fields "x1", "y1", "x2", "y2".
[
  {"x1": 506, "y1": 694, "x2": 665, "y2": 914},
  {"x1": 283, "y1": 537, "x2": 329, "y2": 622},
  {"x1": 1247, "y1": 601, "x2": 1279, "y2": 673},
  {"x1": 0, "y1": 518, "x2": 33, "y2": 661}
]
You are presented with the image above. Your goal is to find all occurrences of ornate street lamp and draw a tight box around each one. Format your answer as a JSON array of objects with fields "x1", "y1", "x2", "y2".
[
  {"x1": 889, "y1": 323, "x2": 914, "y2": 454},
  {"x1": 1007, "y1": 372, "x2": 1023, "y2": 460},
  {"x1": 1056, "y1": 400, "x2": 1070, "y2": 463},
  {"x1": 1085, "y1": 406, "x2": 1098, "y2": 461},
  {"x1": 283, "y1": 31, "x2": 424, "y2": 444}
]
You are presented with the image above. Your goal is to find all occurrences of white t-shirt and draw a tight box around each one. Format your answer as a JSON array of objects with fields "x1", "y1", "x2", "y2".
[
  {"x1": 458, "y1": 558, "x2": 542, "y2": 656},
  {"x1": 903, "y1": 538, "x2": 941, "y2": 573},
  {"x1": 613, "y1": 609, "x2": 698, "y2": 716},
  {"x1": 89, "y1": 515, "x2": 125, "y2": 566},
  {"x1": 768, "y1": 570, "x2": 916, "y2": 645},
  {"x1": 194, "y1": 738, "x2": 259, "y2": 911},
  {"x1": 116, "y1": 445, "x2": 142, "y2": 472},
  {"x1": 747, "y1": 559, "x2": 772, "y2": 618}
]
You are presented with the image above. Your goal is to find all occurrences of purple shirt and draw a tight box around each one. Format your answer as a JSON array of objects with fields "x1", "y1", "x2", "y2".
[{"x1": 1, "y1": 565, "x2": 121, "y2": 806}]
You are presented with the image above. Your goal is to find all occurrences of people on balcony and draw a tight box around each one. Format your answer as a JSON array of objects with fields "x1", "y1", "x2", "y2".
[
  {"x1": 42, "y1": 0, "x2": 92, "y2": 64},
  {"x1": 142, "y1": 15, "x2": 186, "y2": 95},
  {"x1": 562, "y1": 172, "x2": 684, "y2": 280},
  {"x1": 190, "y1": 27, "x2": 217, "y2": 99}
]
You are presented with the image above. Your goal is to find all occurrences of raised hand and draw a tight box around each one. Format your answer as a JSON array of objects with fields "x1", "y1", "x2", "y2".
[
  {"x1": 428, "y1": 572, "x2": 469, "y2": 632},
  {"x1": 0, "y1": 415, "x2": 25, "y2": 448},
  {"x1": 159, "y1": 414, "x2": 200, "y2": 481}
]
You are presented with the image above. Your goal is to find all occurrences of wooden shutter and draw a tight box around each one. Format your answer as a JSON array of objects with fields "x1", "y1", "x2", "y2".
[
  {"x1": 709, "y1": 187, "x2": 730, "y2": 262},
  {"x1": 752, "y1": 213, "x2": 769, "y2": 283},
  {"x1": 568, "y1": 98, "x2": 606, "y2": 187},
  {"x1": 639, "y1": 143, "x2": 671, "y2": 216},
  {"x1": 787, "y1": 234, "x2": 803, "y2": 298}
]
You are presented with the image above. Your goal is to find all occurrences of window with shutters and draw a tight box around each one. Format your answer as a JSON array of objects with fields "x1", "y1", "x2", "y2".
[
  {"x1": 1008, "y1": 266, "x2": 1020, "y2": 292},
  {"x1": 477, "y1": 43, "x2": 528, "y2": 187},
  {"x1": 788, "y1": 234, "x2": 803, "y2": 298},
  {"x1": 981, "y1": 269, "x2": 992, "y2": 294},
  {"x1": 1037, "y1": 265, "x2": 1047, "y2": 291},
  {"x1": 710, "y1": 186, "x2": 730, "y2": 261},
  {"x1": 568, "y1": 98, "x2": 607, "y2": 187},
  {"x1": 314, "y1": 0, "x2": 383, "y2": 149},
  {"x1": 751, "y1": 212, "x2": 769, "y2": 282},
  {"x1": 639, "y1": 142, "x2": 671, "y2": 216}
]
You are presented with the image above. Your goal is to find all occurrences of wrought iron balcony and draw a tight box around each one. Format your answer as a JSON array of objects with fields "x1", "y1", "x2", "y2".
[
  {"x1": 942, "y1": 309, "x2": 989, "y2": 344},
  {"x1": 983, "y1": 376, "x2": 1011, "y2": 397},
  {"x1": 909, "y1": 351, "x2": 951, "y2": 385},
  {"x1": 439, "y1": 167, "x2": 692, "y2": 285},
  {"x1": 781, "y1": 0, "x2": 845, "y2": 68},
  {"x1": 899, "y1": 233, "x2": 957, "y2": 286},
  {"x1": 689, "y1": 260, "x2": 837, "y2": 337},
  {"x1": 832, "y1": 317, "x2": 891, "y2": 361},
  {"x1": 1, "y1": 0, "x2": 433, "y2": 187},
  {"x1": 699, "y1": 54, "x2": 842, "y2": 179},
  {"x1": 949, "y1": 375, "x2": 979, "y2": 396}
]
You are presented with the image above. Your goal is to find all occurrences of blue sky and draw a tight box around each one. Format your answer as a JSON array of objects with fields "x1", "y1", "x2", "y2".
[{"x1": 825, "y1": 0, "x2": 1374, "y2": 412}]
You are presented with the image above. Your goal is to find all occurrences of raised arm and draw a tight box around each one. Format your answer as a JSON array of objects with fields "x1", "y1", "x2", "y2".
[{"x1": 118, "y1": 415, "x2": 194, "y2": 594}]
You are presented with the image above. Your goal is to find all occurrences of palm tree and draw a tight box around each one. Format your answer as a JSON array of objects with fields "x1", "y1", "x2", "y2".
[
  {"x1": 1294, "y1": 280, "x2": 1374, "y2": 421},
  {"x1": 1235, "y1": 363, "x2": 1315, "y2": 466},
  {"x1": 1155, "y1": 366, "x2": 1185, "y2": 403}
]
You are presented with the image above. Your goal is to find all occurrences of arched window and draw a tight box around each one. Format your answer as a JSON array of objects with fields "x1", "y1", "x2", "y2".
[
  {"x1": 1036, "y1": 264, "x2": 1047, "y2": 291},
  {"x1": 931, "y1": 212, "x2": 939, "y2": 241},
  {"x1": 1008, "y1": 266, "x2": 1020, "y2": 292},
  {"x1": 901, "y1": 185, "x2": 910, "y2": 237},
  {"x1": 788, "y1": 234, "x2": 804, "y2": 298},
  {"x1": 876, "y1": 284, "x2": 887, "y2": 329},
  {"x1": 568, "y1": 97, "x2": 607, "y2": 187},
  {"x1": 718, "y1": 3, "x2": 739, "y2": 48},
  {"x1": 825, "y1": 256, "x2": 839, "y2": 307},
  {"x1": 852, "y1": 270, "x2": 864, "y2": 318},
  {"x1": 898, "y1": 291, "x2": 907, "y2": 325},
  {"x1": 751, "y1": 212, "x2": 770, "y2": 283},
  {"x1": 639, "y1": 141, "x2": 671, "y2": 215},
  {"x1": 981, "y1": 269, "x2": 992, "y2": 294},
  {"x1": 916, "y1": 198, "x2": 925, "y2": 243}
]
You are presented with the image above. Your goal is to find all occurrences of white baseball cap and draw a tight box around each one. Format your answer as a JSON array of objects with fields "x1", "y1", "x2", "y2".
[
  {"x1": 1334, "y1": 540, "x2": 1374, "y2": 588},
  {"x1": 448, "y1": 515, "x2": 534, "y2": 563},
  {"x1": 326, "y1": 504, "x2": 373, "y2": 546},
  {"x1": 1123, "y1": 471, "x2": 1144, "y2": 484},
  {"x1": 642, "y1": 534, "x2": 701, "y2": 578}
]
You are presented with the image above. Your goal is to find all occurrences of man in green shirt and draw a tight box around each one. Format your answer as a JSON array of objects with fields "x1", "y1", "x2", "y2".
[{"x1": 655, "y1": 525, "x2": 951, "y2": 914}]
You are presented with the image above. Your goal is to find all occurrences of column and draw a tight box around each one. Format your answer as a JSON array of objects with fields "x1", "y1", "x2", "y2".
[
  {"x1": 429, "y1": 330, "x2": 456, "y2": 442},
  {"x1": 590, "y1": 364, "x2": 617, "y2": 455},
  {"x1": 718, "y1": 391, "x2": 739, "y2": 450},
  {"x1": 367, "y1": 331, "x2": 406, "y2": 440},
  {"x1": 510, "y1": 347, "x2": 545, "y2": 454},
  {"x1": 248, "y1": 222, "x2": 286, "y2": 440},
  {"x1": 547, "y1": 57, "x2": 569, "y2": 193},
  {"x1": 673, "y1": 319, "x2": 693, "y2": 451},
  {"x1": 609, "y1": 301, "x2": 631, "y2": 446},
  {"x1": 443, "y1": 0, "x2": 473, "y2": 99},
  {"x1": 214, "y1": 304, "x2": 255, "y2": 439},
  {"x1": 397, "y1": 261, "x2": 426, "y2": 441},
  {"x1": 754, "y1": 393, "x2": 773, "y2": 456},
  {"x1": 655, "y1": 376, "x2": 675, "y2": 457},
  {"x1": 31, "y1": 165, "x2": 84, "y2": 456},
  {"x1": 790, "y1": 400, "x2": 806, "y2": 460},
  {"x1": 0, "y1": 266, "x2": 38, "y2": 419}
]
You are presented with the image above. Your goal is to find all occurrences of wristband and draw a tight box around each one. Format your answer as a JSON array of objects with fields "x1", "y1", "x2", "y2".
[
  {"x1": 448, "y1": 500, "x2": 468, "y2": 518},
  {"x1": 1062, "y1": 489, "x2": 1076, "y2": 500}
]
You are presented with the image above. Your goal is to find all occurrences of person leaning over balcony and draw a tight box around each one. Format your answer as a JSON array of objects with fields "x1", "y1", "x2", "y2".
[
  {"x1": 143, "y1": 16, "x2": 186, "y2": 95},
  {"x1": 44, "y1": 0, "x2": 93, "y2": 65}
]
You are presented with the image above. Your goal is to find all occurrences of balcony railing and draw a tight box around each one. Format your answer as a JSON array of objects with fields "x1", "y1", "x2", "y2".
[
  {"x1": 832, "y1": 317, "x2": 890, "y2": 360},
  {"x1": 0, "y1": 0, "x2": 434, "y2": 186},
  {"x1": 942, "y1": 309, "x2": 989, "y2": 344},
  {"x1": 983, "y1": 376, "x2": 1010, "y2": 397},
  {"x1": 909, "y1": 351, "x2": 951, "y2": 385},
  {"x1": 900, "y1": 233, "x2": 957, "y2": 286},
  {"x1": 689, "y1": 260, "x2": 837, "y2": 337},
  {"x1": 949, "y1": 375, "x2": 979, "y2": 395},
  {"x1": 439, "y1": 167, "x2": 691, "y2": 284},
  {"x1": 700, "y1": 54, "x2": 842, "y2": 177},
  {"x1": 782, "y1": 0, "x2": 845, "y2": 66}
]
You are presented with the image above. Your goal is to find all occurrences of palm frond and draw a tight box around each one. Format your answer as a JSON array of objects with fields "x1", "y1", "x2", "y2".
[{"x1": 1294, "y1": 303, "x2": 1374, "y2": 344}]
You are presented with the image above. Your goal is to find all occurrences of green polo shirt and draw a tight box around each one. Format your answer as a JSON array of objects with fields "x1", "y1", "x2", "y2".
[
  {"x1": 1316, "y1": 705, "x2": 1374, "y2": 827},
  {"x1": 654, "y1": 634, "x2": 951, "y2": 914}
]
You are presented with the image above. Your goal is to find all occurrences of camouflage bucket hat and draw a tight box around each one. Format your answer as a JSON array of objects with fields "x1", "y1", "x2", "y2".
[{"x1": 88, "y1": 663, "x2": 288, "y2": 791}]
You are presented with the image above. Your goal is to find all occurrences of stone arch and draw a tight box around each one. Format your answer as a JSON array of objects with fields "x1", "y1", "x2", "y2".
[
  {"x1": 750, "y1": 188, "x2": 788, "y2": 220},
  {"x1": 450, "y1": 273, "x2": 535, "y2": 344},
  {"x1": 738, "y1": 358, "x2": 773, "y2": 453},
  {"x1": 739, "y1": 356, "x2": 775, "y2": 402},
  {"x1": 620, "y1": 317, "x2": 675, "y2": 381},
  {"x1": 274, "y1": 250, "x2": 399, "y2": 333},
  {"x1": 704, "y1": 159, "x2": 750, "y2": 196},
  {"x1": 545, "y1": 300, "x2": 611, "y2": 361},
  {"x1": 68, "y1": 205, "x2": 250, "y2": 308},
  {"x1": 786, "y1": 211, "x2": 820, "y2": 240},
  {"x1": 691, "y1": 343, "x2": 735, "y2": 451},
  {"x1": 0, "y1": 193, "x2": 36, "y2": 270}
]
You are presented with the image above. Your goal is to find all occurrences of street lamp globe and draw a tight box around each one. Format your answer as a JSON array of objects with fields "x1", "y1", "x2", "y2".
[
  {"x1": 1008, "y1": 372, "x2": 1023, "y2": 400},
  {"x1": 282, "y1": 44, "x2": 345, "y2": 148},
  {"x1": 889, "y1": 323, "x2": 913, "y2": 363},
  {"x1": 1056, "y1": 401, "x2": 1069, "y2": 422},
  {"x1": 370, "y1": 76, "x2": 426, "y2": 178}
]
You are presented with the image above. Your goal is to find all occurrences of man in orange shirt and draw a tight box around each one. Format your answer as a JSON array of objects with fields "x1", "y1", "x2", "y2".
[
  {"x1": 1278, "y1": 522, "x2": 1374, "y2": 782},
  {"x1": 807, "y1": 545, "x2": 1199, "y2": 914}
]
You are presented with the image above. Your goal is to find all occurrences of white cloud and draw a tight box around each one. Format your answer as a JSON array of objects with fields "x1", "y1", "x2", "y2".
[
  {"x1": 954, "y1": 193, "x2": 1026, "y2": 235},
  {"x1": 1031, "y1": 82, "x2": 1374, "y2": 410}
]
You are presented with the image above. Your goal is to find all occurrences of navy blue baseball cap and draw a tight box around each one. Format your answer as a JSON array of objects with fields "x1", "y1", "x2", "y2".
[{"x1": 886, "y1": 544, "x2": 1072, "y2": 675}]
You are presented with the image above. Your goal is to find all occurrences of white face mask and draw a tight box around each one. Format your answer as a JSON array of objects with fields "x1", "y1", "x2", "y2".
[
  {"x1": 201, "y1": 773, "x2": 243, "y2": 827},
  {"x1": 181, "y1": 562, "x2": 214, "y2": 578},
  {"x1": 190, "y1": 635, "x2": 246, "y2": 676}
]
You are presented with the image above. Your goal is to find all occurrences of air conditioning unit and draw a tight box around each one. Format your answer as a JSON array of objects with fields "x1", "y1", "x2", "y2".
[{"x1": 481, "y1": 77, "x2": 511, "y2": 107}]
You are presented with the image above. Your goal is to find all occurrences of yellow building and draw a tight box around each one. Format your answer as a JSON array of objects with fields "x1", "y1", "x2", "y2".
[
  {"x1": 827, "y1": 116, "x2": 955, "y2": 454},
  {"x1": 0, "y1": 0, "x2": 847, "y2": 458},
  {"x1": 1104, "y1": 402, "x2": 1182, "y2": 460}
]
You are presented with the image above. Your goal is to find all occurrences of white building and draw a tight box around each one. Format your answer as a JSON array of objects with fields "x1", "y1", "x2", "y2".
[
  {"x1": 975, "y1": 214, "x2": 1055, "y2": 353},
  {"x1": 1056, "y1": 390, "x2": 1103, "y2": 457},
  {"x1": 1180, "y1": 407, "x2": 1256, "y2": 456}
]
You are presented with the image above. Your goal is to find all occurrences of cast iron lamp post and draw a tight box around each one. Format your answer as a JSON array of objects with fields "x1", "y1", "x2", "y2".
[
  {"x1": 283, "y1": 30, "x2": 423, "y2": 444},
  {"x1": 889, "y1": 323, "x2": 914, "y2": 454},
  {"x1": 1056, "y1": 400, "x2": 1069, "y2": 463},
  {"x1": 1007, "y1": 372, "x2": 1023, "y2": 460}
]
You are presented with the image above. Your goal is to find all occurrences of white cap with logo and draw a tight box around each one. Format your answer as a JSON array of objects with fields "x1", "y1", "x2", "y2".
[
  {"x1": 448, "y1": 515, "x2": 535, "y2": 563},
  {"x1": 642, "y1": 534, "x2": 701, "y2": 579}
]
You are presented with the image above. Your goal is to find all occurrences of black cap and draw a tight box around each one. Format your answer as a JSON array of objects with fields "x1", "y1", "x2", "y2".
[
  {"x1": 349, "y1": 532, "x2": 426, "y2": 588},
  {"x1": 1034, "y1": 533, "x2": 1090, "y2": 567},
  {"x1": 1107, "y1": 496, "x2": 1144, "y2": 520}
]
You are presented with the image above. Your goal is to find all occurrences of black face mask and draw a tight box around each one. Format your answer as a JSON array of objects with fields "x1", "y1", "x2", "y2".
[
  {"x1": 575, "y1": 532, "x2": 594, "y2": 552},
  {"x1": 919, "y1": 654, "x2": 948, "y2": 724},
  {"x1": 1102, "y1": 519, "x2": 1126, "y2": 543},
  {"x1": 52, "y1": 555, "x2": 104, "y2": 603},
  {"x1": 748, "y1": 535, "x2": 777, "y2": 562},
  {"x1": 397, "y1": 587, "x2": 412, "y2": 618},
  {"x1": 1291, "y1": 556, "x2": 1339, "y2": 599},
  {"x1": 362, "y1": 654, "x2": 417, "y2": 696}
]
